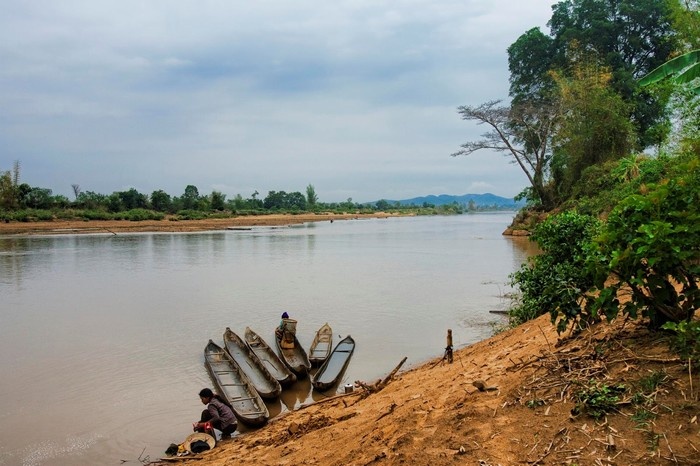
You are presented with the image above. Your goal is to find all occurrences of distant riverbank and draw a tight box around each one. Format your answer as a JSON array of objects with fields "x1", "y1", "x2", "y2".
[{"x1": 0, "y1": 212, "x2": 405, "y2": 236}]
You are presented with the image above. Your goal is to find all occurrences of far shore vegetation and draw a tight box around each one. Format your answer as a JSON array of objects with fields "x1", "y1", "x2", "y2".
[{"x1": 0, "y1": 176, "x2": 512, "y2": 223}]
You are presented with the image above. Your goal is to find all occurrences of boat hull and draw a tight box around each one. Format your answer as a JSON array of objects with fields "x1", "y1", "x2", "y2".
[
  {"x1": 275, "y1": 334, "x2": 311, "y2": 377},
  {"x1": 309, "y1": 323, "x2": 333, "y2": 367},
  {"x1": 312, "y1": 335, "x2": 355, "y2": 391},
  {"x1": 204, "y1": 340, "x2": 269, "y2": 427},
  {"x1": 244, "y1": 327, "x2": 297, "y2": 387},
  {"x1": 224, "y1": 328, "x2": 282, "y2": 400}
]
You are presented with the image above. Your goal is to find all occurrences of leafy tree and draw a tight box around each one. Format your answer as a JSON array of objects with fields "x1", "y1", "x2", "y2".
[
  {"x1": 375, "y1": 199, "x2": 390, "y2": 210},
  {"x1": 262, "y1": 191, "x2": 306, "y2": 210},
  {"x1": 21, "y1": 187, "x2": 54, "y2": 209},
  {"x1": 0, "y1": 161, "x2": 20, "y2": 209},
  {"x1": 510, "y1": 0, "x2": 678, "y2": 149},
  {"x1": 210, "y1": 191, "x2": 226, "y2": 211},
  {"x1": 551, "y1": 53, "x2": 636, "y2": 195},
  {"x1": 667, "y1": 0, "x2": 700, "y2": 50},
  {"x1": 507, "y1": 27, "x2": 558, "y2": 103},
  {"x1": 75, "y1": 191, "x2": 109, "y2": 210},
  {"x1": 287, "y1": 191, "x2": 307, "y2": 211},
  {"x1": 182, "y1": 185, "x2": 200, "y2": 210},
  {"x1": 150, "y1": 190, "x2": 172, "y2": 212},
  {"x1": 118, "y1": 188, "x2": 148, "y2": 210},
  {"x1": 230, "y1": 194, "x2": 245, "y2": 211},
  {"x1": 306, "y1": 184, "x2": 318, "y2": 208},
  {"x1": 263, "y1": 190, "x2": 286, "y2": 210},
  {"x1": 453, "y1": 99, "x2": 562, "y2": 209},
  {"x1": 107, "y1": 193, "x2": 124, "y2": 213}
]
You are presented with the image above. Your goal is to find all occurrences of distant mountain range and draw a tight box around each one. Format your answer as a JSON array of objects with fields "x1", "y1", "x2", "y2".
[{"x1": 375, "y1": 193, "x2": 525, "y2": 209}]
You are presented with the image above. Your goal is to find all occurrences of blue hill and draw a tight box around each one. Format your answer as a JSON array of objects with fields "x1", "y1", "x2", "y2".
[{"x1": 376, "y1": 193, "x2": 524, "y2": 209}]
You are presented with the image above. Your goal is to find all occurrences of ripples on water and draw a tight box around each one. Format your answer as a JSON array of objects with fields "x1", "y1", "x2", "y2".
[{"x1": 0, "y1": 214, "x2": 534, "y2": 465}]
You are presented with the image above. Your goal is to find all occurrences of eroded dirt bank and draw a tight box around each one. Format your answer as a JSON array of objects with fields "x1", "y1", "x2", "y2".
[{"x1": 155, "y1": 313, "x2": 700, "y2": 466}]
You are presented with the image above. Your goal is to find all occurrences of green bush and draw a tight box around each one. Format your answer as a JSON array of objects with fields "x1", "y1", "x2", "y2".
[
  {"x1": 509, "y1": 211, "x2": 600, "y2": 332},
  {"x1": 176, "y1": 209, "x2": 207, "y2": 220},
  {"x1": 573, "y1": 382, "x2": 626, "y2": 419},
  {"x1": 124, "y1": 209, "x2": 164, "y2": 221},
  {"x1": 662, "y1": 320, "x2": 700, "y2": 367},
  {"x1": 585, "y1": 158, "x2": 700, "y2": 327},
  {"x1": 79, "y1": 209, "x2": 113, "y2": 220}
]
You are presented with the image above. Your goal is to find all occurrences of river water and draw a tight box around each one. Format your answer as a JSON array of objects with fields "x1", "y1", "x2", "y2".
[{"x1": 0, "y1": 213, "x2": 536, "y2": 465}]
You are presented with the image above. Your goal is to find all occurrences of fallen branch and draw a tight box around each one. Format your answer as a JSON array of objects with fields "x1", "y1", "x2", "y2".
[
  {"x1": 382, "y1": 357, "x2": 407, "y2": 386},
  {"x1": 355, "y1": 357, "x2": 408, "y2": 395}
]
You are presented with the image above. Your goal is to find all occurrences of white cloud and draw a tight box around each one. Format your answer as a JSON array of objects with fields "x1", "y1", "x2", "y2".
[{"x1": 0, "y1": 0, "x2": 553, "y2": 202}]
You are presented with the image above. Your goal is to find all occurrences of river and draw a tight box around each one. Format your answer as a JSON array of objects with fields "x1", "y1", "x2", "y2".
[{"x1": 0, "y1": 213, "x2": 536, "y2": 465}]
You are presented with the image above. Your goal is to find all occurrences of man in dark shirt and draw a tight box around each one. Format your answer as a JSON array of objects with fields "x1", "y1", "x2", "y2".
[{"x1": 194, "y1": 388, "x2": 237, "y2": 440}]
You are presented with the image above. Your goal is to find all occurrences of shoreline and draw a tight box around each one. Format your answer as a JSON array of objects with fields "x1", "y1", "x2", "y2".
[{"x1": 0, "y1": 212, "x2": 403, "y2": 236}]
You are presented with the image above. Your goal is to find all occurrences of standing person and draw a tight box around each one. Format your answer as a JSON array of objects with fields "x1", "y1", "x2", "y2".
[
  {"x1": 275, "y1": 312, "x2": 290, "y2": 340},
  {"x1": 194, "y1": 388, "x2": 237, "y2": 440}
]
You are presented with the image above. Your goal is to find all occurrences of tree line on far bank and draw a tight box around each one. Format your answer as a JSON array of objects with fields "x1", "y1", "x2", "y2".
[{"x1": 0, "y1": 168, "x2": 465, "y2": 222}]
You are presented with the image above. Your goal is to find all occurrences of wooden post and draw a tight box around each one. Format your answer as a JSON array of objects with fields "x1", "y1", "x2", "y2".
[{"x1": 446, "y1": 329, "x2": 453, "y2": 364}]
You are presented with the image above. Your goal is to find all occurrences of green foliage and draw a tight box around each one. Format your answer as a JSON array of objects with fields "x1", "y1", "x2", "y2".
[
  {"x1": 551, "y1": 55, "x2": 636, "y2": 196},
  {"x1": 123, "y1": 209, "x2": 164, "y2": 221},
  {"x1": 509, "y1": 211, "x2": 600, "y2": 331},
  {"x1": 585, "y1": 158, "x2": 700, "y2": 327},
  {"x1": 573, "y1": 381, "x2": 626, "y2": 419},
  {"x1": 175, "y1": 209, "x2": 207, "y2": 220},
  {"x1": 662, "y1": 320, "x2": 700, "y2": 367},
  {"x1": 640, "y1": 49, "x2": 700, "y2": 93},
  {"x1": 210, "y1": 191, "x2": 226, "y2": 211}
]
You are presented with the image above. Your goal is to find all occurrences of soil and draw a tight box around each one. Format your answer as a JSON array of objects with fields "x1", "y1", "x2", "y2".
[
  {"x1": 155, "y1": 313, "x2": 700, "y2": 466},
  {"x1": 0, "y1": 212, "x2": 400, "y2": 236}
]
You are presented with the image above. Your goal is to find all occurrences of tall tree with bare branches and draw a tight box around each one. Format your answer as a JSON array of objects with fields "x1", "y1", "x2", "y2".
[{"x1": 452, "y1": 100, "x2": 561, "y2": 209}]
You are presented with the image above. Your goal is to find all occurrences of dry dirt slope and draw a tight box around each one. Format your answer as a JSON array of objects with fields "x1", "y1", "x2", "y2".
[{"x1": 157, "y1": 313, "x2": 700, "y2": 466}]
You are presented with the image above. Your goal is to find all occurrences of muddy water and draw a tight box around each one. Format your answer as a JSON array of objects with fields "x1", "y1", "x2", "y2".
[{"x1": 0, "y1": 214, "x2": 536, "y2": 465}]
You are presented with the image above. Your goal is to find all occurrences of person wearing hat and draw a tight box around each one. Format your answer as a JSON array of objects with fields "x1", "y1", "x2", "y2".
[
  {"x1": 194, "y1": 388, "x2": 237, "y2": 440},
  {"x1": 275, "y1": 312, "x2": 290, "y2": 341}
]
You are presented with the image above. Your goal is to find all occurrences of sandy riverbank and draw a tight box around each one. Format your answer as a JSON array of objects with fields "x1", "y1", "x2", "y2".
[
  {"x1": 151, "y1": 312, "x2": 699, "y2": 466},
  {"x1": 0, "y1": 212, "x2": 402, "y2": 236}
]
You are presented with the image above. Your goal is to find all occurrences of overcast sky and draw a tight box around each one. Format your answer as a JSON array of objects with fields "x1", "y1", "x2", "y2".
[{"x1": 1, "y1": 0, "x2": 554, "y2": 203}]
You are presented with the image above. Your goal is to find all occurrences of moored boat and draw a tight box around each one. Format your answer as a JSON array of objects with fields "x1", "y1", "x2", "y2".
[
  {"x1": 224, "y1": 328, "x2": 282, "y2": 400},
  {"x1": 308, "y1": 322, "x2": 333, "y2": 366},
  {"x1": 311, "y1": 335, "x2": 355, "y2": 391},
  {"x1": 244, "y1": 327, "x2": 296, "y2": 387},
  {"x1": 204, "y1": 339, "x2": 269, "y2": 427},
  {"x1": 274, "y1": 333, "x2": 311, "y2": 377}
]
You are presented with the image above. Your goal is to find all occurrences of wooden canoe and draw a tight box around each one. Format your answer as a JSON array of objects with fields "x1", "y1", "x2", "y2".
[
  {"x1": 311, "y1": 335, "x2": 355, "y2": 391},
  {"x1": 244, "y1": 327, "x2": 296, "y2": 387},
  {"x1": 308, "y1": 322, "x2": 333, "y2": 366},
  {"x1": 224, "y1": 328, "x2": 282, "y2": 400},
  {"x1": 274, "y1": 332, "x2": 311, "y2": 377},
  {"x1": 204, "y1": 339, "x2": 269, "y2": 427}
]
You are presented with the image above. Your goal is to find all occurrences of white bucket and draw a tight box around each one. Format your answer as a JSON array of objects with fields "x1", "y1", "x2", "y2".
[{"x1": 344, "y1": 383, "x2": 354, "y2": 394}]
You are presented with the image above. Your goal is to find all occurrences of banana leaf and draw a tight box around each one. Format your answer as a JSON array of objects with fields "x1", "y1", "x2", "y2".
[{"x1": 639, "y1": 50, "x2": 700, "y2": 91}]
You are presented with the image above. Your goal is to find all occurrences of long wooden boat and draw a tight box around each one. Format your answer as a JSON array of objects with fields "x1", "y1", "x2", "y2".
[
  {"x1": 204, "y1": 339, "x2": 269, "y2": 427},
  {"x1": 244, "y1": 327, "x2": 296, "y2": 387},
  {"x1": 311, "y1": 335, "x2": 355, "y2": 391},
  {"x1": 308, "y1": 323, "x2": 333, "y2": 366},
  {"x1": 223, "y1": 328, "x2": 282, "y2": 400},
  {"x1": 274, "y1": 332, "x2": 311, "y2": 377}
]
